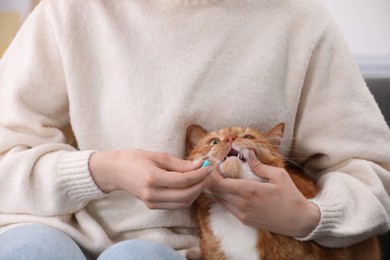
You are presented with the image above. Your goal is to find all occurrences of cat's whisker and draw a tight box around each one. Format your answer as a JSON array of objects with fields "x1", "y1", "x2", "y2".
[
  {"x1": 269, "y1": 151, "x2": 303, "y2": 169},
  {"x1": 276, "y1": 146, "x2": 309, "y2": 154},
  {"x1": 252, "y1": 145, "x2": 304, "y2": 170}
]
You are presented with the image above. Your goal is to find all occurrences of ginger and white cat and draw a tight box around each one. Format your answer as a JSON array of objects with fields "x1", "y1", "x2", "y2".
[{"x1": 186, "y1": 123, "x2": 380, "y2": 260}]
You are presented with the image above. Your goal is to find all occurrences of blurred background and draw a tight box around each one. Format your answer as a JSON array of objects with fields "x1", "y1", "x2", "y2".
[
  {"x1": 0, "y1": 0, "x2": 389, "y2": 78},
  {"x1": 0, "y1": 0, "x2": 38, "y2": 57},
  {"x1": 322, "y1": 0, "x2": 390, "y2": 79}
]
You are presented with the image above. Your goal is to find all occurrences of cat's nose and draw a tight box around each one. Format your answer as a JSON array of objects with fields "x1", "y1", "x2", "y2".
[{"x1": 224, "y1": 135, "x2": 236, "y2": 144}]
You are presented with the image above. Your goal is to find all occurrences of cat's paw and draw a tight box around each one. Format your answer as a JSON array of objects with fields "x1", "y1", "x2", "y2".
[{"x1": 219, "y1": 157, "x2": 243, "y2": 178}]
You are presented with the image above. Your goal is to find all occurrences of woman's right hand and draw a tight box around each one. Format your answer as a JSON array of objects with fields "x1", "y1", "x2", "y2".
[{"x1": 89, "y1": 149, "x2": 210, "y2": 209}]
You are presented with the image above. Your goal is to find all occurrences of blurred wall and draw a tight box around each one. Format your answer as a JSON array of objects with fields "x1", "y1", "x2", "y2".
[
  {"x1": 322, "y1": 0, "x2": 390, "y2": 78},
  {"x1": 1, "y1": 0, "x2": 389, "y2": 78},
  {"x1": 0, "y1": 0, "x2": 35, "y2": 57}
]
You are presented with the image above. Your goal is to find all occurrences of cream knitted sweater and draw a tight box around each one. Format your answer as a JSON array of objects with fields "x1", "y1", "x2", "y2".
[{"x1": 1, "y1": 0, "x2": 390, "y2": 258}]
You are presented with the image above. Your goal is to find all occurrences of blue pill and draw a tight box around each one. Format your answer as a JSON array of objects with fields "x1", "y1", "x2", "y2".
[{"x1": 201, "y1": 160, "x2": 210, "y2": 168}]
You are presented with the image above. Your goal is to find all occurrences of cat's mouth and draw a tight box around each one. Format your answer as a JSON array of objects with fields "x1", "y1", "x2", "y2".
[{"x1": 223, "y1": 148, "x2": 246, "y2": 163}]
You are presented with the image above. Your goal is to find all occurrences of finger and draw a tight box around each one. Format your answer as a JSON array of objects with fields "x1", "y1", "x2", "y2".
[
  {"x1": 208, "y1": 161, "x2": 263, "y2": 194},
  {"x1": 210, "y1": 164, "x2": 224, "y2": 180},
  {"x1": 247, "y1": 150, "x2": 283, "y2": 182},
  {"x1": 247, "y1": 150, "x2": 267, "y2": 176},
  {"x1": 149, "y1": 166, "x2": 211, "y2": 188},
  {"x1": 141, "y1": 180, "x2": 205, "y2": 205},
  {"x1": 212, "y1": 177, "x2": 258, "y2": 194},
  {"x1": 153, "y1": 152, "x2": 203, "y2": 172},
  {"x1": 213, "y1": 193, "x2": 248, "y2": 222},
  {"x1": 212, "y1": 167, "x2": 276, "y2": 196},
  {"x1": 213, "y1": 192, "x2": 241, "y2": 205},
  {"x1": 206, "y1": 164, "x2": 229, "y2": 191}
]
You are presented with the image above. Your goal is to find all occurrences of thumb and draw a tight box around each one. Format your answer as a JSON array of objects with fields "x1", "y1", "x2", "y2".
[
  {"x1": 156, "y1": 153, "x2": 203, "y2": 173},
  {"x1": 247, "y1": 150, "x2": 282, "y2": 182}
]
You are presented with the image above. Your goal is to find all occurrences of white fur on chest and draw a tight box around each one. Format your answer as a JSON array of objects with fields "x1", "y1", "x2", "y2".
[
  {"x1": 209, "y1": 203, "x2": 260, "y2": 260},
  {"x1": 208, "y1": 163, "x2": 262, "y2": 260}
]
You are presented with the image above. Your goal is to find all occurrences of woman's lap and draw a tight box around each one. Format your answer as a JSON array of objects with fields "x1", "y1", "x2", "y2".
[
  {"x1": 0, "y1": 224, "x2": 185, "y2": 260},
  {"x1": 0, "y1": 224, "x2": 86, "y2": 260}
]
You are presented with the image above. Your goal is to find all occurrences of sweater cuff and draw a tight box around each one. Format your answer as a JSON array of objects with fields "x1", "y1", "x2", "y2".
[
  {"x1": 57, "y1": 150, "x2": 107, "y2": 205},
  {"x1": 295, "y1": 198, "x2": 343, "y2": 245}
]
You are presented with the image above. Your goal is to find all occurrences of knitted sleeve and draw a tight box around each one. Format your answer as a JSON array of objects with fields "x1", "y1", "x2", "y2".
[
  {"x1": 291, "y1": 21, "x2": 390, "y2": 247},
  {"x1": 0, "y1": 1, "x2": 106, "y2": 216}
]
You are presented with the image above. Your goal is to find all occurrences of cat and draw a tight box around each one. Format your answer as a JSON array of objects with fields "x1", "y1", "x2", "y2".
[{"x1": 185, "y1": 123, "x2": 380, "y2": 260}]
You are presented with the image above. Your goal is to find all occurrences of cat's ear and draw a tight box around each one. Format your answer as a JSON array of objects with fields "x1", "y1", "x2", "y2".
[
  {"x1": 266, "y1": 123, "x2": 285, "y2": 147},
  {"x1": 186, "y1": 124, "x2": 207, "y2": 155}
]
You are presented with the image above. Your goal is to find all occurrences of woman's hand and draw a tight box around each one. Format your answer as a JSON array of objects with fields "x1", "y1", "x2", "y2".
[
  {"x1": 208, "y1": 150, "x2": 320, "y2": 238},
  {"x1": 89, "y1": 149, "x2": 210, "y2": 210}
]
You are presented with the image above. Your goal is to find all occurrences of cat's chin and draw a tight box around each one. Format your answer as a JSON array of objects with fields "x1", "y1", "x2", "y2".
[{"x1": 219, "y1": 157, "x2": 243, "y2": 179}]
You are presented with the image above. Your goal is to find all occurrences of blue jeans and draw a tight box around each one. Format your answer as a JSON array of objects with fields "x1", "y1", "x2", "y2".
[{"x1": 0, "y1": 224, "x2": 186, "y2": 260}]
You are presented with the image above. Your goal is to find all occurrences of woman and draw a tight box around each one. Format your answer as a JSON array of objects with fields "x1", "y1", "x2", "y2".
[{"x1": 0, "y1": 0, "x2": 389, "y2": 259}]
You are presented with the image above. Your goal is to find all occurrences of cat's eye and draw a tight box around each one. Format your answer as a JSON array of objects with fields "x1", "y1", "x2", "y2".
[
  {"x1": 243, "y1": 134, "x2": 255, "y2": 139},
  {"x1": 209, "y1": 139, "x2": 220, "y2": 145}
]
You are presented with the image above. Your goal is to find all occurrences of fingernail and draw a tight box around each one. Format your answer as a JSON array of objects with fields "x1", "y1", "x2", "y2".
[{"x1": 192, "y1": 159, "x2": 202, "y2": 165}]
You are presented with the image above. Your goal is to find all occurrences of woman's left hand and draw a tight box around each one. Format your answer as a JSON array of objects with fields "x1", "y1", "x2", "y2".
[{"x1": 207, "y1": 151, "x2": 320, "y2": 238}]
